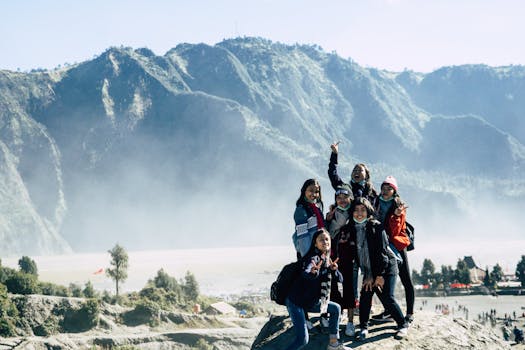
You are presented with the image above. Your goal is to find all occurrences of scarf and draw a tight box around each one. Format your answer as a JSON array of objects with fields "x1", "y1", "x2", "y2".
[
  {"x1": 378, "y1": 196, "x2": 394, "y2": 223},
  {"x1": 305, "y1": 252, "x2": 331, "y2": 314},
  {"x1": 329, "y1": 208, "x2": 350, "y2": 239},
  {"x1": 355, "y1": 221, "x2": 372, "y2": 280},
  {"x1": 308, "y1": 202, "x2": 325, "y2": 229},
  {"x1": 319, "y1": 254, "x2": 332, "y2": 314}
]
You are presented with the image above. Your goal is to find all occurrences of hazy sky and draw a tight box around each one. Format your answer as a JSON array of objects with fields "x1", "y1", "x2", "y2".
[{"x1": 1, "y1": 0, "x2": 524, "y2": 72}]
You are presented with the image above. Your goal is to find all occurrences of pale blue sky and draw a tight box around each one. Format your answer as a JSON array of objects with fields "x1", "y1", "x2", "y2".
[{"x1": 1, "y1": 0, "x2": 523, "y2": 72}]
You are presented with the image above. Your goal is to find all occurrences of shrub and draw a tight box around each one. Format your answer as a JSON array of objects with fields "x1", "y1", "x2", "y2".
[
  {"x1": 5, "y1": 271, "x2": 40, "y2": 294},
  {"x1": 122, "y1": 299, "x2": 160, "y2": 327},
  {"x1": 69, "y1": 283, "x2": 83, "y2": 297},
  {"x1": 39, "y1": 282, "x2": 69, "y2": 297},
  {"x1": 61, "y1": 299, "x2": 100, "y2": 332},
  {"x1": 83, "y1": 281, "x2": 97, "y2": 298},
  {"x1": 18, "y1": 256, "x2": 38, "y2": 276},
  {"x1": 194, "y1": 338, "x2": 213, "y2": 350},
  {"x1": 33, "y1": 314, "x2": 60, "y2": 336},
  {"x1": 0, "y1": 318, "x2": 16, "y2": 337}
]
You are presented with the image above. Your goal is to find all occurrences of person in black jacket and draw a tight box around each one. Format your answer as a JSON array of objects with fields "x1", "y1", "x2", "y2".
[
  {"x1": 285, "y1": 228, "x2": 351, "y2": 350},
  {"x1": 344, "y1": 197, "x2": 409, "y2": 340}
]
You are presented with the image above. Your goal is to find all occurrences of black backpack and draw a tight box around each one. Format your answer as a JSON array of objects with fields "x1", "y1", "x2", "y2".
[
  {"x1": 270, "y1": 260, "x2": 302, "y2": 305},
  {"x1": 406, "y1": 221, "x2": 415, "y2": 251}
]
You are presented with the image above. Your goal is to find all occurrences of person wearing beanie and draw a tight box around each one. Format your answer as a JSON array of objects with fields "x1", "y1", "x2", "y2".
[
  {"x1": 372, "y1": 175, "x2": 415, "y2": 325},
  {"x1": 325, "y1": 185, "x2": 356, "y2": 336}
]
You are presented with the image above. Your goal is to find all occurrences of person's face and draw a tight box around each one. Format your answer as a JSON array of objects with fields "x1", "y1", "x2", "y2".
[
  {"x1": 315, "y1": 232, "x2": 331, "y2": 252},
  {"x1": 352, "y1": 165, "x2": 366, "y2": 183},
  {"x1": 381, "y1": 184, "x2": 395, "y2": 200},
  {"x1": 336, "y1": 194, "x2": 351, "y2": 208},
  {"x1": 353, "y1": 204, "x2": 368, "y2": 222},
  {"x1": 305, "y1": 184, "x2": 320, "y2": 202}
]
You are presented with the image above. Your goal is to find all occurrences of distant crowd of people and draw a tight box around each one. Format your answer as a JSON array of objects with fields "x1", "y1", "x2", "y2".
[{"x1": 284, "y1": 143, "x2": 414, "y2": 350}]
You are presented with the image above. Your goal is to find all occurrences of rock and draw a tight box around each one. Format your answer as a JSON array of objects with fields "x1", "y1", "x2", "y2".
[{"x1": 251, "y1": 311, "x2": 515, "y2": 350}]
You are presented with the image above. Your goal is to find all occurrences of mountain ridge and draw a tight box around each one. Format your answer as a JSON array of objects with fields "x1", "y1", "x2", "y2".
[{"x1": 0, "y1": 37, "x2": 524, "y2": 255}]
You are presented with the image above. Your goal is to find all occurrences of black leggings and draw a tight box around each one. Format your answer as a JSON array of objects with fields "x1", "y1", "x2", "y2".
[{"x1": 398, "y1": 248, "x2": 415, "y2": 315}]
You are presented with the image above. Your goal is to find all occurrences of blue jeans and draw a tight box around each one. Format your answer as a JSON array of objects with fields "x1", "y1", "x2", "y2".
[
  {"x1": 285, "y1": 298, "x2": 341, "y2": 350},
  {"x1": 358, "y1": 274, "x2": 407, "y2": 330}
]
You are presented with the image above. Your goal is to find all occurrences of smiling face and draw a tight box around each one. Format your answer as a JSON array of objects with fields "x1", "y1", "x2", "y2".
[
  {"x1": 315, "y1": 231, "x2": 331, "y2": 252},
  {"x1": 304, "y1": 184, "x2": 320, "y2": 202},
  {"x1": 352, "y1": 164, "x2": 367, "y2": 183},
  {"x1": 336, "y1": 193, "x2": 351, "y2": 208},
  {"x1": 381, "y1": 184, "x2": 395, "y2": 200},
  {"x1": 353, "y1": 204, "x2": 368, "y2": 222}
]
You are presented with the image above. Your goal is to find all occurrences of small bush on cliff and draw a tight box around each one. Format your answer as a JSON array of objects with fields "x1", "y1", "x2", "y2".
[
  {"x1": 33, "y1": 314, "x2": 60, "y2": 336},
  {"x1": 0, "y1": 284, "x2": 19, "y2": 336},
  {"x1": 39, "y1": 281, "x2": 69, "y2": 296},
  {"x1": 193, "y1": 338, "x2": 213, "y2": 350},
  {"x1": 4, "y1": 271, "x2": 40, "y2": 295},
  {"x1": 61, "y1": 299, "x2": 100, "y2": 332},
  {"x1": 122, "y1": 299, "x2": 161, "y2": 327}
]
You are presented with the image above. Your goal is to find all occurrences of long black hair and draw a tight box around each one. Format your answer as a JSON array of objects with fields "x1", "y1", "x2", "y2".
[
  {"x1": 304, "y1": 228, "x2": 330, "y2": 258},
  {"x1": 295, "y1": 178, "x2": 323, "y2": 209}
]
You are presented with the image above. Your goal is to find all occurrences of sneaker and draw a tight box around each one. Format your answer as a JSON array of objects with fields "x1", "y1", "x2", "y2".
[
  {"x1": 345, "y1": 322, "x2": 355, "y2": 337},
  {"x1": 358, "y1": 329, "x2": 368, "y2": 340},
  {"x1": 395, "y1": 326, "x2": 408, "y2": 339},
  {"x1": 306, "y1": 320, "x2": 314, "y2": 330},
  {"x1": 321, "y1": 316, "x2": 329, "y2": 328},
  {"x1": 405, "y1": 314, "x2": 414, "y2": 324},
  {"x1": 371, "y1": 311, "x2": 393, "y2": 323},
  {"x1": 327, "y1": 341, "x2": 352, "y2": 350}
]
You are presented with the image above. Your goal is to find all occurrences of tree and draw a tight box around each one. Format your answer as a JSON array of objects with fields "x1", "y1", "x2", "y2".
[
  {"x1": 455, "y1": 259, "x2": 471, "y2": 284},
  {"x1": 106, "y1": 244, "x2": 129, "y2": 299},
  {"x1": 411, "y1": 269, "x2": 423, "y2": 285},
  {"x1": 490, "y1": 264, "x2": 504, "y2": 285},
  {"x1": 516, "y1": 255, "x2": 525, "y2": 287},
  {"x1": 440, "y1": 265, "x2": 454, "y2": 286},
  {"x1": 83, "y1": 281, "x2": 97, "y2": 298},
  {"x1": 153, "y1": 268, "x2": 179, "y2": 292},
  {"x1": 483, "y1": 267, "x2": 493, "y2": 287},
  {"x1": 420, "y1": 259, "x2": 435, "y2": 285},
  {"x1": 184, "y1": 271, "x2": 199, "y2": 301},
  {"x1": 18, "y1": 256, "x2": 38, "y2": 276}
]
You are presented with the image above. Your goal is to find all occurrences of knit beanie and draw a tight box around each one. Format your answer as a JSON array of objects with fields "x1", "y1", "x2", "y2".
[{"x1": 382, "y1": 175, "x2": 398, "y2": 192}]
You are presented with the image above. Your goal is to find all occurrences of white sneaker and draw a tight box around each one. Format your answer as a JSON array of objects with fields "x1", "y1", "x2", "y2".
[
  {"x1": 321, "y1": 316, "x2": 329, "y2": 328},
  {"x1": 306, "y1": 320, "x2": 314, "y2": 330},
  {"x1": 327, "y1": 341, "x2": 352, "y2": 350},
  {"x1": 345, "y1": 322, "x2": 355, "y2": 337},
  {"x1": 358, "y1": 329, "x2": 368, "y2": 340},
  {"x1": 395, "y1": 326, "x2": 408, "y2": 339}
]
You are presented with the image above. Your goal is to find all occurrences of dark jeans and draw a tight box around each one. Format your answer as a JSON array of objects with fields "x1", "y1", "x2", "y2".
[
  {"x1": 359, "y1": 274, "x2": 407, "y2": 330},
  {"x1": 285, "y1": 298, "x2": 341, "y2": 350},
  {"x1": 399, "y1": 248, "x2": 415, "y2": 315},
  {"x1": 330, "y1": 262, "x2": 356, "y2": 309}
]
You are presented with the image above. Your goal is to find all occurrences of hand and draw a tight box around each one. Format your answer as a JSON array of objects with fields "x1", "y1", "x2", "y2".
[
  {"x1": 374, "y1": 276, "x2": 385, "y2": 293},
  {"x1": 310, "y1": 259, "x2": 323, "y2": 275},
  {"x1": 326, "y1": 205, "x2": 336, "y2": 221},
  {"x1": 394, "y1": 203, "x2": 409, "y2": 216},
  {"x1": 330, "y1": 141, "x2": 340, "y2": 154},
  {"x1": 329, "y1": 257, "x2": 339, "y2": 271},
  {"x1": 363, "y1": 278, "x2": 374, "y2": 291}
]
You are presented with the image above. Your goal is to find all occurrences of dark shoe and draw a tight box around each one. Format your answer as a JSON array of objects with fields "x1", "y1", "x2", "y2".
[
  {"x1": 371, "y1": 311, "x2": 393, "y2": 323},
  {"x1": 405, "y1": 314, "x2": 414, "y2": 324}
]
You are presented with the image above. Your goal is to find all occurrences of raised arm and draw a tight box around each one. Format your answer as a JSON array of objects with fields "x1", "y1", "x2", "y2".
[{"x1": 328, "y1": 142, "x2": 344, "y2": 190}]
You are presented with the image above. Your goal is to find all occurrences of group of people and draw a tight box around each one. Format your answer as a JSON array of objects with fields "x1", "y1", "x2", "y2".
[{"x1": 285, "y1": 143, "x2": 415, "y2": 350}]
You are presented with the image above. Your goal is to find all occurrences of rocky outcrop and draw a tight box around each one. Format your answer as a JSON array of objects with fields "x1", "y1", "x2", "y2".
[{"x1": 251, "y1": 311, "x2": 515, "y2": 350}]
